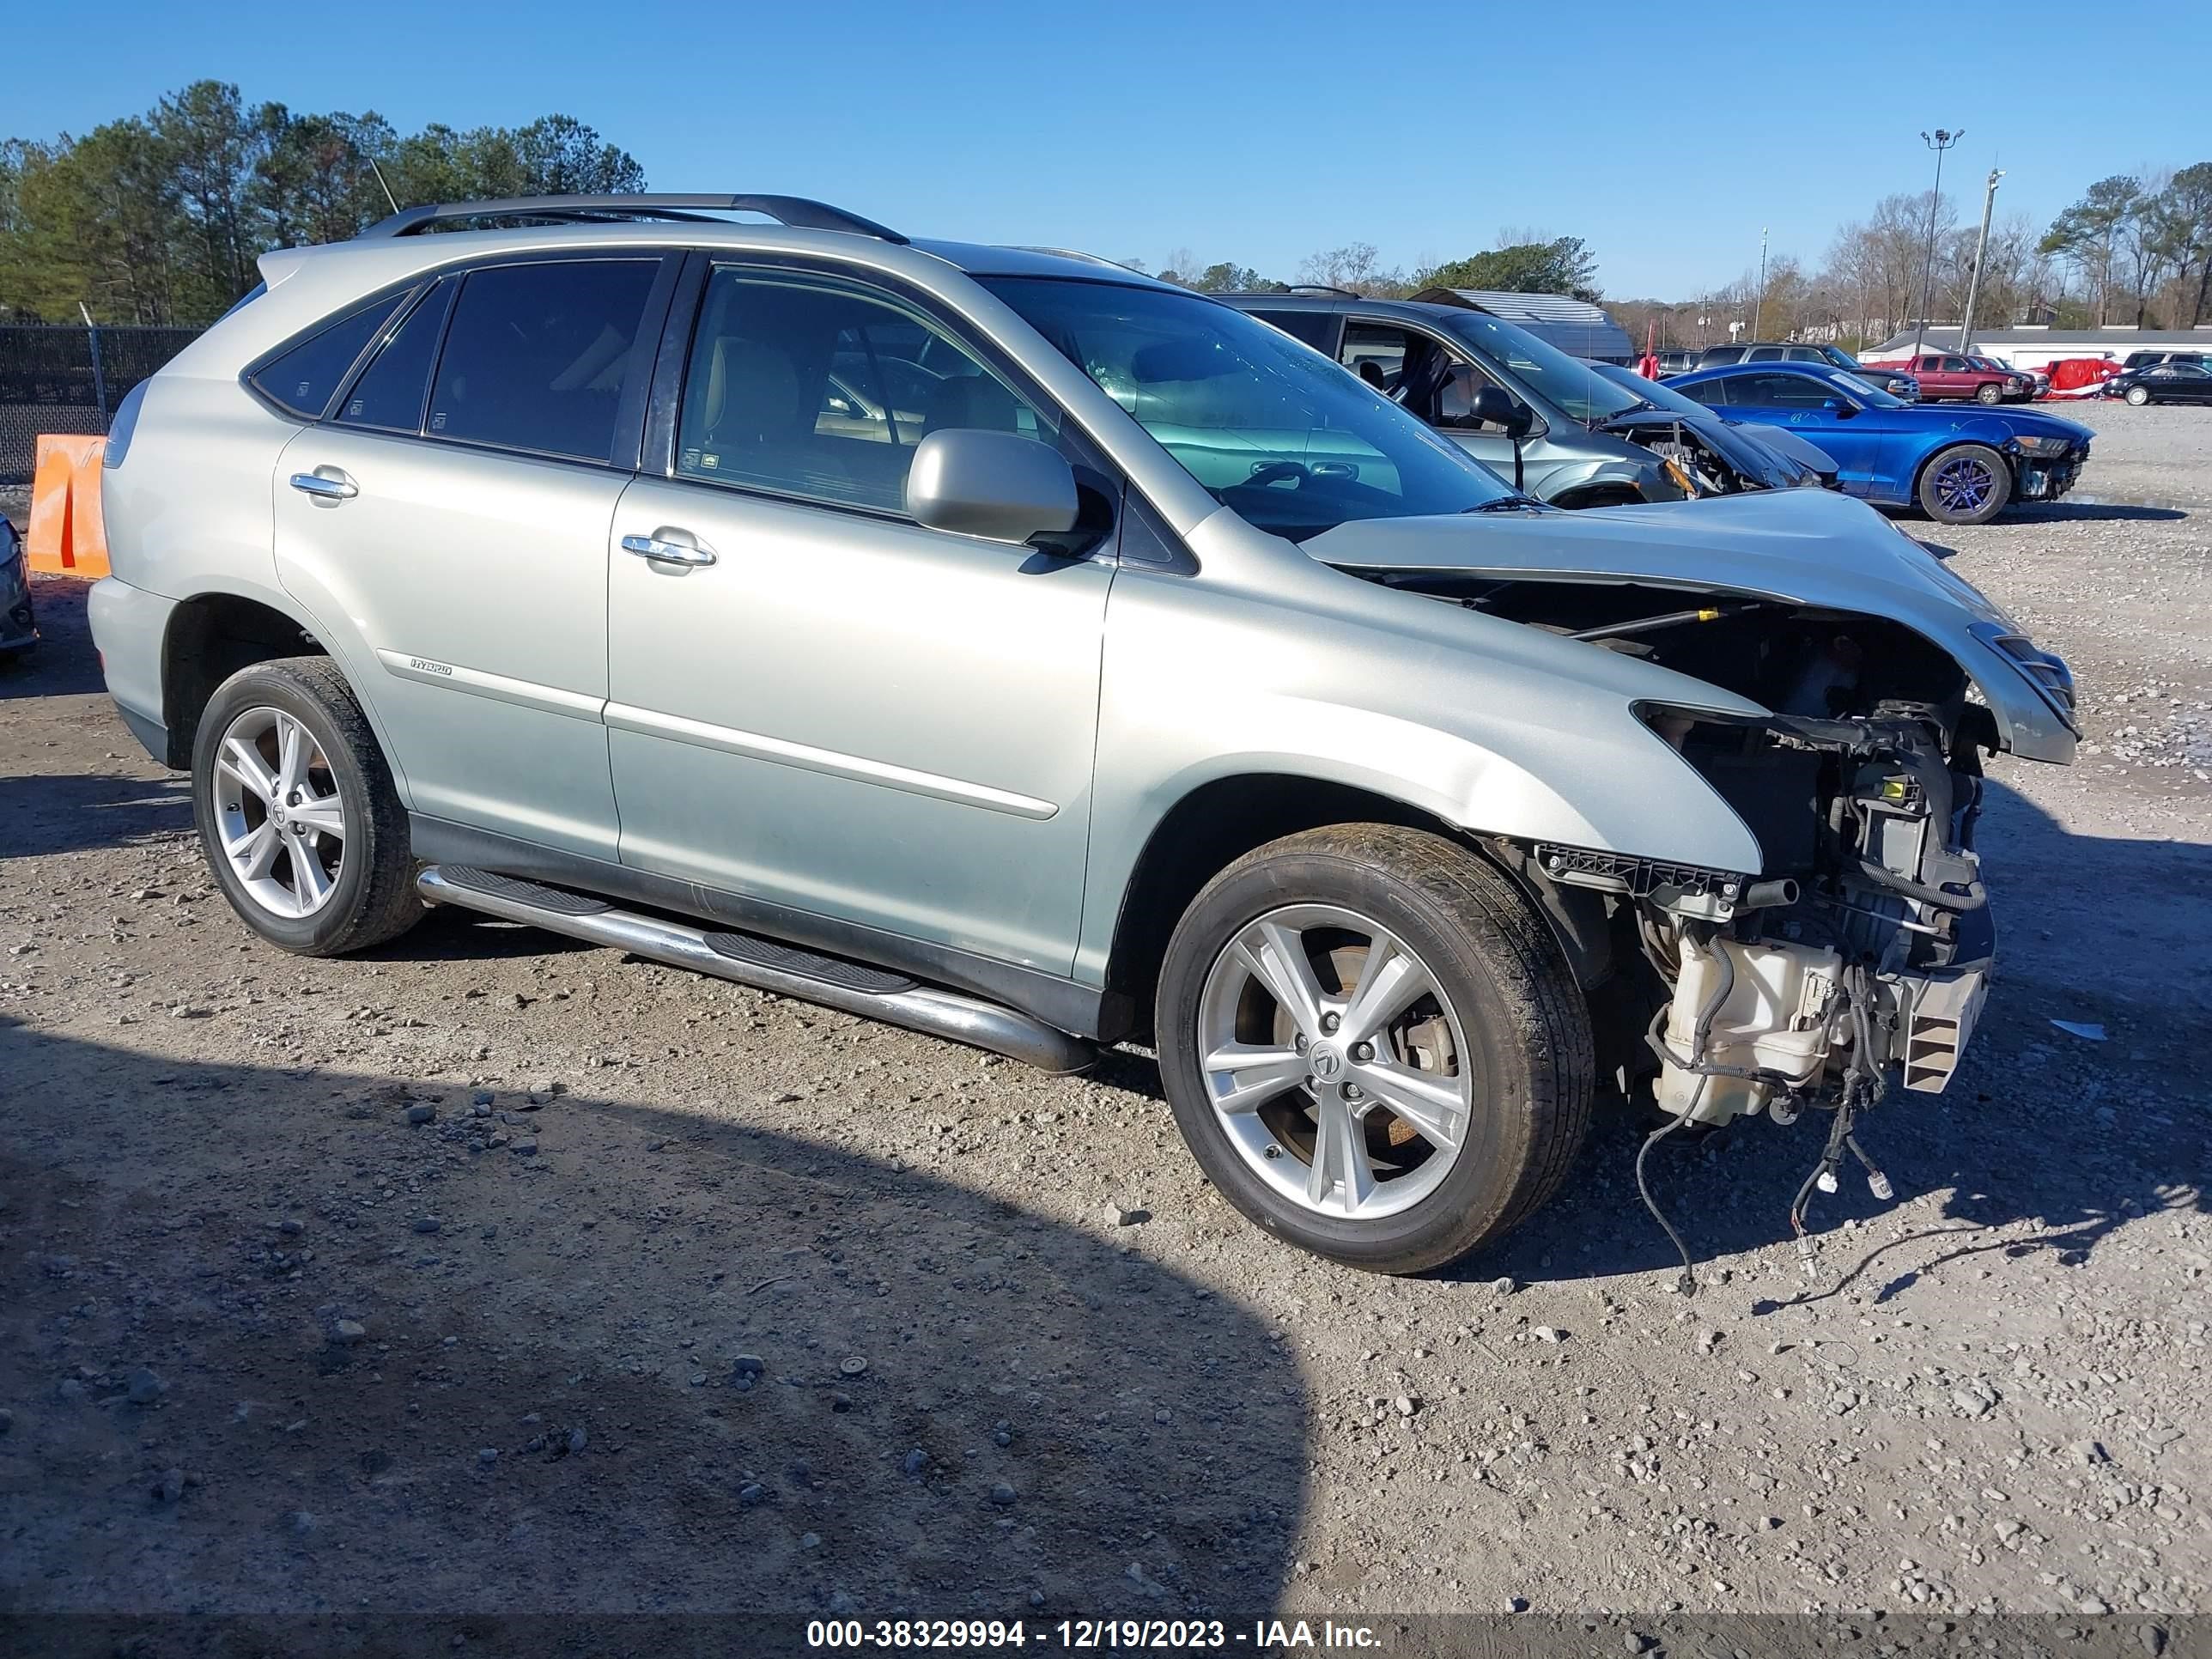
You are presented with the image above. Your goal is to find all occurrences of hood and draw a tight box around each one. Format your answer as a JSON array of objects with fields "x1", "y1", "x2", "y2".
[
  {"x1": 1306, "y1": 488, "x2": 2076, "y2": 763},
  {"x1": 1596, "y1": 408, "x2": 1810, "y2": 489}
]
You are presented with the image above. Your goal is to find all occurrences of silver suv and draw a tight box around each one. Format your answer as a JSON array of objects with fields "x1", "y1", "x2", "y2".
[{"x1": 89, "y1": 193, "x2": 2078, "y2": 1274}]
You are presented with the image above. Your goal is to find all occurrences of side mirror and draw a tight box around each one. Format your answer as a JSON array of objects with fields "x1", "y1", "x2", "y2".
[
  {"x1": 1468, "y1": 384, "x2": 1534, "y2": 439},
  {"x1": 905, "y1": 428, "x2": 1080, "y2": 547},
  {"x1": 1826, "y1": 398, "x2": 1856, "y2": 419}
]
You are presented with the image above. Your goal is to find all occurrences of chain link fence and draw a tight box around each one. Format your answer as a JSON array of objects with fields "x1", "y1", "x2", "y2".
[{"x1": 1, "y1": 323, "x2": 205, "y2": 486}]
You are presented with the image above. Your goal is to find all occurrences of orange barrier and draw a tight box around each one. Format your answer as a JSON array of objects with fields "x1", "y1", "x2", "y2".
[{"x1": 25, "y1": 434, "x2": 111, "y2": 578}]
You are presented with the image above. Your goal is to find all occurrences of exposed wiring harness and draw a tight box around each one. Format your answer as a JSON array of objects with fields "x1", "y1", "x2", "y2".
[
  {"x1": 1635, "y1": 936, "x2": 1901, "y2": 1291},
  {"x1": 1784, "y1": 961, "x2": 1894, "y2": 1279},
  {"x1": 1632, "y1": 926, "x2": 1736, "y2": 1298}
]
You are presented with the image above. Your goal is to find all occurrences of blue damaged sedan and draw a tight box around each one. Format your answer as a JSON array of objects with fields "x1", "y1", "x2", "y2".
[{"x1": 1664, "y1": 362, "x2": 2093, "y2": 526}]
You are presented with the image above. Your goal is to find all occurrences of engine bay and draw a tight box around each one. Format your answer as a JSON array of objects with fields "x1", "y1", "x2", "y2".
[{"x1": 1380, "y1": 569, "x2": 2015, "y2": 1282}]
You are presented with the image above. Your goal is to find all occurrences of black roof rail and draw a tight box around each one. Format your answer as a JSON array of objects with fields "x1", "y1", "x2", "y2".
[
  {"x1": 360, "y1": 193, "x2": 908, "y2": 245},
  {"x1": 1286, "y1": 283, "x2": 1355, "y2": 297}
]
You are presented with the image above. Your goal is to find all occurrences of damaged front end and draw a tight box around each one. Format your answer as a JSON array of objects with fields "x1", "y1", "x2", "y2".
[
  {"x1": 1599, "y1": 410, "x2": 1836, "y2": 498},
  {"x1": 1620, "y1": 700, "x2": 1994, "y2": 1128},
  {"x1": 1314, "y1": 489, "x2": 2079, "y2": 1277}
]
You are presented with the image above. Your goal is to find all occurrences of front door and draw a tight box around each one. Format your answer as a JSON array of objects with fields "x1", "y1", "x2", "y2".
[
  {"x1": 1336, "y1": 321, "x2": 1561, "y2": 494},
  {"x1": 1718, "y1": 372, "x2": 1904, "y2": 500},
  {"x1": 605, "y1": 263, "x2": 1113, "y2": 974},
  {"x1": 272, "y1": 255, "x2": 672, "y2": 859}
]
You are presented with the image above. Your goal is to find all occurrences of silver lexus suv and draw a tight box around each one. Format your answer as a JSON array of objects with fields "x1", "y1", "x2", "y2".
[{"x1": 89, "y1": 193, "x2": 2078, "y2": 1275}]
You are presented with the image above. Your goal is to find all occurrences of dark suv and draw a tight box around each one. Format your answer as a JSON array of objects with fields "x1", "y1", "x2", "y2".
[
  {"x1": 1695, "y1": 342, "x2": 1919, "y2": 400},
  {"x1": 1222, "y1": 293, "x2": 1696, "y2": 508}
]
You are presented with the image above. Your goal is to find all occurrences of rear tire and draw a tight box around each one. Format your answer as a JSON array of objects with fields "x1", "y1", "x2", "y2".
[
  {"x1": 1917, "y1": 443, "x2": 2012, "y2": 526},
  {"x1": 1154, "y1": 825, "x2": 1594, "y2": 1274},
  {"x1": 192, "y1": 657, "x2": 422, "y2": 957}
]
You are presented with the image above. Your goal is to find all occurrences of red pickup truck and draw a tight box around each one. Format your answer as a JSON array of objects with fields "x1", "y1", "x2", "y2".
[{"x1": 1861, "y1": 352, "x2": 2033, "y2": 404}]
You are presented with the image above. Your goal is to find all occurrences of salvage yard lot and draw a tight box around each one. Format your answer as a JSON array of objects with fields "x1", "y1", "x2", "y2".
[{"x1": 1, "y1": 403, "x2": 2207, "y2": 1621}]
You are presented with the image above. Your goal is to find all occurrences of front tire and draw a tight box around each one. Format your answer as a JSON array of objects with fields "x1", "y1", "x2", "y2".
[
  {"x1": 2125, "y1": 386, "x2": 2150, "y2": 407},
  {"x1": 192, "y1": 657, "x2": 422, "y2": 956},
  {"x1": 1917, "y1": 443, "x2": 2012, "y2": 526},
  {"x1": 1154, "y1": 825, "x2": 1594, "y2": 1274},
  {"x1": 1976, "y1": 383, "x2": 2004, "y2": 404}
]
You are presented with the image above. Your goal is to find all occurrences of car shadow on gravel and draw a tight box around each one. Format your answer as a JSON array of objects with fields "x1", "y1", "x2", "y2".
[
  {"x1": 0, "y1": 769, "x2": 191, "y2": 858},
  {"x1": 3, "y1": 574, "x2": 106, "y2": 699},
  {"x1": 2002, "y1": 501, "x2": 2189, "y2": 524},
  {"x1": 0, "y1": 1021, "x2": 1310, "y2": 1624},
  {"x1": 1442, "y1": 778, "x2": 2209, "y2": 1301}
]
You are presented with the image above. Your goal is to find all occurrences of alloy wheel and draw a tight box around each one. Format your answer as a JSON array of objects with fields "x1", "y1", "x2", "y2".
[
  {"x1": 1931, "y1": 453, "x2": 1997, "y2": 516},
  {"x1": 1195, "y1": 903, "x2": 1474, "y2": 1221},
  {"x1": 211, "y1": 706, "x2": 348, "y2": 918}
]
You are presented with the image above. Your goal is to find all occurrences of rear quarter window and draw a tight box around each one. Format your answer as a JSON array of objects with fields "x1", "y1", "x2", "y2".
[{"x1": 247, "y1": 294, "x2": 410, "y2": 420}]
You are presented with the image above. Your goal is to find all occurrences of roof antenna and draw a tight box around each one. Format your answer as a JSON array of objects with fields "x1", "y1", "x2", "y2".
[{"x1": 366, "y1": 157, "x2": 401, "y2": 216}]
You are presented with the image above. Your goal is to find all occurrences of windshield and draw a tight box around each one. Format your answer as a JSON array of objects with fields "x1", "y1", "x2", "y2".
[
  {"x1": 1431, "y1": 309, "x2": 1648, "y2": 424},
  {"x1": 1816, "y1": 345, "x2": 1866, "y2": 372},
  {"x1": 1829, "y1": 370, "x2": 1906, "y2": 409},
  {"x1": 978, "y1": 277, "x2": 1517, "y2": 540}
]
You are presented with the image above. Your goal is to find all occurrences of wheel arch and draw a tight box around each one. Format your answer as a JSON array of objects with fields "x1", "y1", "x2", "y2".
[
  {"x1": 1097, "y1": 773, "x2": 1607, "y2": 1045},
  {"x1": 1910, "y1": 438, "x2": 2014, "y2": 507},
  {"x1": 1550, "y1": 480, "x2": 1648, "y2": 510},
  {"x1": 161, "y1": 586, "x2": 328, "y2": 769}
]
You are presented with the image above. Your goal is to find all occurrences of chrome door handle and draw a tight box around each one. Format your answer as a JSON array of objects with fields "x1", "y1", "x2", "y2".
[
  {"x1": 621, "y1": 532, "x2": 717, "y2": 568},
  {"x1": 289, "y1": 471, "x2": 357, "y2": 501}
]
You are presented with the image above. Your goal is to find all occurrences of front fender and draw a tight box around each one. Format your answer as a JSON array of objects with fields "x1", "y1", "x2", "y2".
[
  {"x1": 1538, "y1": 454, "x2": 1675, "y2": 507},
  {"x1": 1073, "y1": 555, "x2": 1765, "y2": 984}
]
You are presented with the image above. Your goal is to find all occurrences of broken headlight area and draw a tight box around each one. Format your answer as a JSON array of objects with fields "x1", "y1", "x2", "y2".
[
  {"x1": 1636, "y1": 701, "x2": 1996, "y2": 1130},
  {"x1": 1604, "y1": 415, "x2": 1812, "y2": 497},
  {"x1": 1580, "y1": 698, "x2": 1998, "y2": 1287}
]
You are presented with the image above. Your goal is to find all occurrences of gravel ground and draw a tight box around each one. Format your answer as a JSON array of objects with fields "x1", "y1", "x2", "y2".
[{"x1": 1, "y1": 407, "x2": 2207, "y2": 1630}]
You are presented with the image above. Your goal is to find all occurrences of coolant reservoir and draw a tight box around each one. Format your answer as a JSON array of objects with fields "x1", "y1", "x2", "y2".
[{"x1": 1656, "y1": 939, "x2": 1844, "y2": 1124}]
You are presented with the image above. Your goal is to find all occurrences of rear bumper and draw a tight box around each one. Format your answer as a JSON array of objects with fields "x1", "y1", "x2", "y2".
[
  {"x1": 1, "y1": 558, "x2": 33, "y2": 653},
  {"x1": 87, "y1": 575, "x2": 178, "y2": 765}
]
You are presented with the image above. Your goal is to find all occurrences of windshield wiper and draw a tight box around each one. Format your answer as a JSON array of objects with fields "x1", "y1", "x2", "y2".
[
  {"x1": 1464, "y1": 495, "x2": 1545, "y2": 514},
  {"x1": 1606, "y1": 398, "x2": 1660, "y2": 419}
]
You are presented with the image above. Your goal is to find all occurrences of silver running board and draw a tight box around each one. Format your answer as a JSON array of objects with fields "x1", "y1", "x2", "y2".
[{"x1": 416, "y1": 865, "x2": 1097, "y2": 1074}]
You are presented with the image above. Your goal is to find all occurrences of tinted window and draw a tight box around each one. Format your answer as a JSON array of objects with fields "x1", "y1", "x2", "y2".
[
  {"x1": 2173, "y1": 364, "x2": 2211, "y2": 380},
  {"x1": 249, "y1": 295, "x2": 408, "y2": 419},
  {"x1": 427, "y1": 260, "x2": 659, "y2": 463},
  {"x1": 1730, "y1": 374, "x2": 1832, "y2": 408},
  {"x1": 337, "y1": 280, "x2": 457, "y2": 434},
  {"x1": 676, "y1": 267, "x2": 1048, "y2": 515},
  {"x1": 1745, "y1": 345, "x2": 1784, "y2": 361},
  {"x1": 1254, "y1": 310, "x2": 1344, "y2": 355},
  {"x1": 1941, "y1": 356, "x2": 1971, "y2": 372},
  {"x1": 1679, "y1": 380, "x2": 1729, "y2": 408}
]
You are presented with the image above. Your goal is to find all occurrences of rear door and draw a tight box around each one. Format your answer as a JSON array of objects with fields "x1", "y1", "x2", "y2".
[
  {"x1": 270, "y1": 252, "x2": 677, "y2": 860},
  {"x1": 604, "y1": 259, "x2": 1115, "y2": 973}
]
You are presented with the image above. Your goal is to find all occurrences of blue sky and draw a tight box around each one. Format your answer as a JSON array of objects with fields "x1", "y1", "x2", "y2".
[{"x1": 9, "y1": 0, "x2": 2208, "y2": 299}]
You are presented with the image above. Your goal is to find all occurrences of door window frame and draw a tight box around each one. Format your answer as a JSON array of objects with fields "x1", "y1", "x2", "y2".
[
  {"x1": 1342, "y1": 316, "x2": 1552, "y2": 441},
  {"x1": 641, "y1": 252, "x2": 1126, "y2": 550},
  {"x1": 246, "y1": 247, "x2": 684, "y2": 472}
]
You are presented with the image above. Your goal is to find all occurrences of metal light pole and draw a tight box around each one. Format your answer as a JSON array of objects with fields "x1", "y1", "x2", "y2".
[
  {"x1": 1911, "y1": 128, "x2": 1962, "y2": 360},
  {"x1": 1958, "y1": 166, "x2": 2003, "y2": 354},
  {"x1": 1753, "y1": 227, "x2": 1769, "y2": 339}
]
